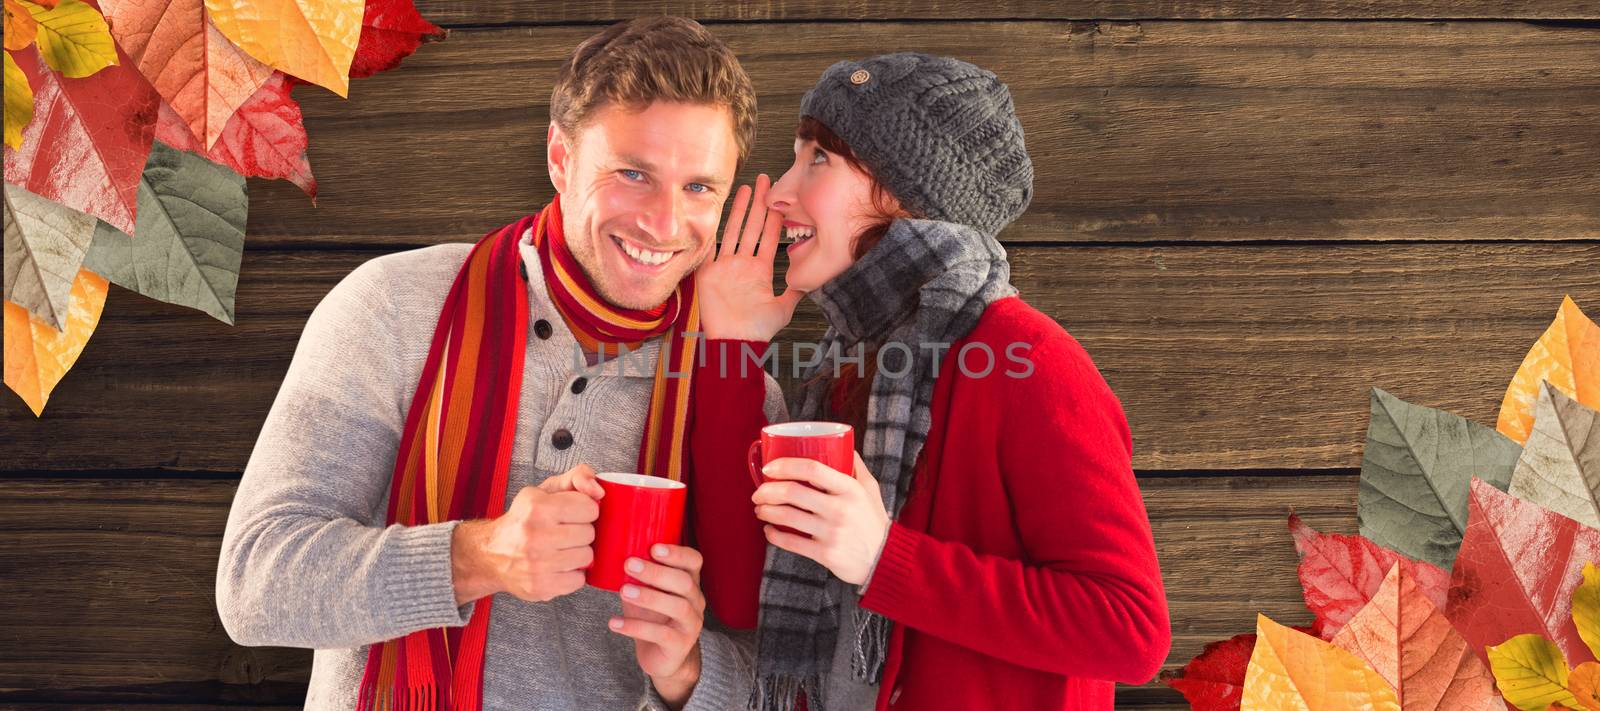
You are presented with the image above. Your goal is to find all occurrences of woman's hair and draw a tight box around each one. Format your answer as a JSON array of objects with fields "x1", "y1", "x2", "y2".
[{"x1": 795, "y1": 116, "x2": 919, "y2": 436}]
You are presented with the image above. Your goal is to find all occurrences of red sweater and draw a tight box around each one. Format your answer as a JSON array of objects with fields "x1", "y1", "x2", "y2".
[{"x1": 688, "y1": 295, "x2": 1171, "y2": 710}]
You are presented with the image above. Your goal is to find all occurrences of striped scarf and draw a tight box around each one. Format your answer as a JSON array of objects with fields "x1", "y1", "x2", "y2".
[
  {"x1": 750, "y1": 218, "x2": 1016, "y2": 711},
  {"x1": 356, "y1": 195, "x2": 700, "y2": 710}
]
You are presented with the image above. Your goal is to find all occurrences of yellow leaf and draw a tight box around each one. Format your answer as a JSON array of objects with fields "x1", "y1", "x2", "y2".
[
  {"x1": 23, "y1": 0, "x2": 116, "y2": 78},
  {"x1": 1576, "y1": 563, "x2": 1600, "y2": 662},
  {"x1": 204, "y1": 0, "x2": 362, "y2": 98},
  {"x1": 1242, "y1": 613, "x2": 1400, "y2": 711},
  {"x1": 1491, "y1": 633, "x2": 1581, "y2": 710},
  {"x1": 3, "y1": 267, "x2": 107, "y2": 416},
  {"x1": 3, "y1": 48, "x2": 32, "y2": 148},
  {"x1": 3, "y1": 0, "x2": 37, "y2": 50},
  {"x1": 1500, "y1": 296, "x2": 1600, "y2": 444},
  {"x1": 1570, "y1": 662, "x2": 1600, "y2": 711}
]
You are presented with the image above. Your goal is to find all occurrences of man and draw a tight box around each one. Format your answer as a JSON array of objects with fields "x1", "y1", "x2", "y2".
[{"x1": 217, "y1": 16, "x2": 783, "y2": 710}]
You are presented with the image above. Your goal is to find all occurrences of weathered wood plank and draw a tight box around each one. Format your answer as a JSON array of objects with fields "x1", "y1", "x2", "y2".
[
  {"x1": 3, "y1": 244, "x2": 1596, "y2": 472},
  {"x1": 245, "y1": 21, "x2": 1600, "y2": 249},
  {"x1": 408, "y1": 0, "x2": 1600, "y2": 25},
  {"x1": 0, "y1": 474, "x2": 1348, "y2": 705}
]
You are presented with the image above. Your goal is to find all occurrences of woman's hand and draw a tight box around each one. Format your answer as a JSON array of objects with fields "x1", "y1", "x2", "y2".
[
  {"x1": 696, "y1": 174, "x2": 806, "y2": 342},
  {"x1": 752, "y1": 451, "x2": 891, "y2": 585}
]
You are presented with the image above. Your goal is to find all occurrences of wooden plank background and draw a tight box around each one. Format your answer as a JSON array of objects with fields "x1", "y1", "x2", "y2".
[{"x1": 3, "y1": 1, "x2": 1598, "y2": 707}]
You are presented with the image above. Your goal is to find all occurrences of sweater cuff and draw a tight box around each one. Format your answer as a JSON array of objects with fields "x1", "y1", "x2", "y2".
[
  {"x1": 857, "y1": 521, "x2": 923, "y2": 617},
  {"x1": 374, "y1": 520, "x2": 475, "y2": 633},
  {"x1": 640, "y1": 629, "x2": 743, "y2": 711}
]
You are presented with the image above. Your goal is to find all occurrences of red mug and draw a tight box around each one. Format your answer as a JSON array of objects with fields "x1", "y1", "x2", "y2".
[
  {"x1": 748, "y1": 422, "x2": 855, "y2": 535},
  {"x1": 586, "y1": 472, "x2": 687, "y2": 592}
]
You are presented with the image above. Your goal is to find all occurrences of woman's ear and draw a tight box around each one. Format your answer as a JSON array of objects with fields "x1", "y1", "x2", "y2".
[{"x1": 547, "y1": 123, "x2": 571, "y2": 195}]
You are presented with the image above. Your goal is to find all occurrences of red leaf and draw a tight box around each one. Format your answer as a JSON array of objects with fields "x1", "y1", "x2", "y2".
[
  {"x1": 1289, "y1": 513, "x2": 1451, "y2": 639},
  {"x1": 1160, "y1": 625, "x2": 1316, "y2": 710},
  {"x1": 348, "y1": 0, "x2": 446, "y2": 79},
  {"x1": 1447, "y1": 477, "x2": 1600, "y2": 667},
  {"x1": 154, "y1": 72, "x2": 316, "y2": 202},
  {"x1": 2, "y1": 43, "x2": 158, "y2": 237}
]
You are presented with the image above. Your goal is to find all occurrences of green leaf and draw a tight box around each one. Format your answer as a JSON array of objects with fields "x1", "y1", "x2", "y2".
[
  {"x1": 3, "y1": 181, "x2": 96, "y2": 330},
  {"x1": 83, "y1": 141, "x2": 247, "y2": 325},
  {"x1": 1487, "y1": 633, "x2": 1577, "y2": 710},
  {"x1": 1357, "y1": 387, "x2": 1521, "y2": 570},
  {"x1": 1508, "y1": 380, "x2": 1600, "y2": 527}
]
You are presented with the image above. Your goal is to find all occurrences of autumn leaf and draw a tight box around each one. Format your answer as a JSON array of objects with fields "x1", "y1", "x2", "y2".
[
  {"x1": 22, "y1": 0, "x2": 116, "y2": 77},
  {"x1": 1490, "y1": 634, "x2": 1579, "y2": 711},
  {"x1": 99, "y1": 0, "x2": 274, "y2": 151},
  {"x1": 4, "y1": 0, "x2": 38, "y2": 50},
  {"x1": 1329, "y1": 563, "x2": 1498, "y2": 709},
  {"x1": 204, "y1": 0, "x2": 363, "y2": 98},
  {"x1": 2, "y1": 49, "x2": 31, "y2": 148},
  {"x1": 1573, "y1": 564, "x2": 1600, "y2": 663},
  {"x1": 1508, "y1": 382, "x2": 1600, "y2": 527},
  {"x1": 1448, "y1": 478, "x2": 1600, "y2": 668},
  {"x1": 1161, "y1": 624, "x2": 1318, "y2": 710},
  {"x1": 3, "y1": 181, "x2": 96, "y2": 329},
  {"x1": 1241, "y1": 613, "x2": 1400, "y2": 710},
  {"x1": 1500, "y1": 296, "x2": 1600, "y2": 445},
  {"x1": 1569, "y1": 662, "x2": 1600, "y2": 710},
  {"x1": 2, "y1": 44, "x2": 159, "y2": 238},
  {"x1": 347, "y1": 0, "x2": 445, "y2": 80},
  {"x1": 1359, "y1": 387, "x2": 1522, "y2": 570},
  {"x1": 1289, "y1": 513, "x2": 1450, "y2": 639},
  {"x1": 153, "y1": 72, "x2": 316, "y2": 201},
  {"x1": 3, "y1": 267, "x2": 107, "y2": 416},
  {"x1": 82, "y1": 141, "x2": 247, "y2": 324}
]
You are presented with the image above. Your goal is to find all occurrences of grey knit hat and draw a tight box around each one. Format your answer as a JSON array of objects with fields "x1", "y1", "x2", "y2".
[{"x1": 799, "y1": 51, "x2": 1034, "y2": 236}]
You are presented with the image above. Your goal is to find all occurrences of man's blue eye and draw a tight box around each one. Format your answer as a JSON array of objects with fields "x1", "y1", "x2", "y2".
[
  {"x1": 621, "y1": 169, "x2": 643, "y2": 181},
  {"x1": 687, "y1": 183, "x2": 709, "y2": 194}
]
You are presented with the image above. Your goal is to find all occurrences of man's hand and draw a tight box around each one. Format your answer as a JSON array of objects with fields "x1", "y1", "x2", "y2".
[
  {"x1": 608, "y1": 543, "x2": 707, "y2": 708},
  {"x1": 451, "y1": 463, "x2": 605, "y2": 606}
]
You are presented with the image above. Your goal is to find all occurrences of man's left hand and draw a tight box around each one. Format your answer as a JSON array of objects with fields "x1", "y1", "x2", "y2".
[{"x1": 609, "y1": 543, "x2": 706, "y2": 708}]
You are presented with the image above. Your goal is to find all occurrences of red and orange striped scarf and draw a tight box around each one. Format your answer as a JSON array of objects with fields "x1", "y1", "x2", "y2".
[{"x1": 356, "y1": 195, "x2": 701, "y2": 710}]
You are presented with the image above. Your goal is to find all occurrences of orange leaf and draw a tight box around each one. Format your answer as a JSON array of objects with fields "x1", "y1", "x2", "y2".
[
  {"x1": 3, "y1": 267, "x2": 107, "y2": 415},
  {"x1": 1572, "y1": 662, "x2": 1600, "y2": 711},
  {"x1": 1242, "y1": 613, "x2": 1400, "y2": 710},
  {"x1": 203, "y1": 0, "x2": 362, "y2": 98},
  {"x1": 99, "y1": 0, "x2": 273, "y2": 150},
  {"x1": 3, "y1": 0, "x2": 38, "y2": 50},
  {"x1": 1499, "y1": 296, "x2": 1600, "y2": 444},
  {"x1": 1331, "y1": 564, "x2": 1498, "y2": 709}
]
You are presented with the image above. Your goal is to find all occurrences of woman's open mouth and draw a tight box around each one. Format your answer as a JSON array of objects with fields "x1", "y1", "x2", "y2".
[{"x1": 784, "y1": 224, "x2": 816, "y2": 253}]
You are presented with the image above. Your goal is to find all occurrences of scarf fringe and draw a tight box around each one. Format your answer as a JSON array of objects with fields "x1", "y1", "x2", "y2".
[
  {"x1": 850, "y1": 607, "x2": 891, "y2": 684},
  {"x1": 748, "y1": 672, "x2": 820, "y2": 711}
]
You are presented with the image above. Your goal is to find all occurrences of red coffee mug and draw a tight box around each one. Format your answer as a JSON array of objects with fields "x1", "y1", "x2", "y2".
[
  {"x1": 586, "y1": 472, "x2": 687, "y2": 592},
  {"x1": 748, "y1": 422, "x2": 855, "y2": 535}
]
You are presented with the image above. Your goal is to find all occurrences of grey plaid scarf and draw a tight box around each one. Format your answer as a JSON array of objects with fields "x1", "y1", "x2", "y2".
[{"x1": 748, "y1": 218, "x2": 1018, "y2": 711}]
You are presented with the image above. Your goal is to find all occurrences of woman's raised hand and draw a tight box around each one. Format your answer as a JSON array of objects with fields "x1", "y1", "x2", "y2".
[{"x1": 695, "y1": 174, "x2": 806, "y2": 342}]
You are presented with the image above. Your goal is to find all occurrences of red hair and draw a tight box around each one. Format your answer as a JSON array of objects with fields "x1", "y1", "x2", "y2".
[{"x1": 794, "y1": 116, "x2": 919, "y2": 434}]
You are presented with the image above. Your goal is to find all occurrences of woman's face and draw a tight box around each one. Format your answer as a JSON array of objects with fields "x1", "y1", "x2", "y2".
[{"x1": 766, "y1": 137, "x2": 884, "y2": 293}]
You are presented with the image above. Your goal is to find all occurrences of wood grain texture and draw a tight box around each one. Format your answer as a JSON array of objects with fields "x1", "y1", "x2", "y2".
[
  {"x1": 243, "y1": 21, "x2": 1600, "y2": 250},
  {"x1": 408, "y1": 0, "x2": 1600, "y2": 24},
  {"x1": 4, "y1": 244, "x2": 1595, "y2": 473},
  {"x1": 0, "y1": 474, "x2": 1352, "y2": 706}
]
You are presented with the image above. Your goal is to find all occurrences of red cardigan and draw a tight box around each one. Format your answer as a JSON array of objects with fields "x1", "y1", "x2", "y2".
[{"x1": 688, "y1": 295, "x2": 1171, "y2": 710}]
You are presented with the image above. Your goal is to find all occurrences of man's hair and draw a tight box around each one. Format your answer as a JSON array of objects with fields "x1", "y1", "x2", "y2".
[{"x1": 550, "y1": 16, "x2": 757, "y2": 165}]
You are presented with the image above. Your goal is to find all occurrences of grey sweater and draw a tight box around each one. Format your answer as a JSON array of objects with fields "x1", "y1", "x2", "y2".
[{"x1": 216, "y1": 228, "x2": 786, "y2": 710}]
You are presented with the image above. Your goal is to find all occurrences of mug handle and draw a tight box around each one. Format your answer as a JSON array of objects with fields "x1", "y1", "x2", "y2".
[{"x1": 747, "y1": 440, "x2": 764, "y2": 488}]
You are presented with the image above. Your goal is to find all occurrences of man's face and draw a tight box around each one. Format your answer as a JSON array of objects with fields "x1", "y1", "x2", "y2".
[{"x1": 547, "y1": 101, "x2": 739, "y2": 310}]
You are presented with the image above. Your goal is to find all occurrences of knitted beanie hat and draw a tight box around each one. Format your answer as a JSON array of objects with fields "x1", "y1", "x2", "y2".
[{"x1": 799, "y1": 51, "x2": 1034, "y2": 236}]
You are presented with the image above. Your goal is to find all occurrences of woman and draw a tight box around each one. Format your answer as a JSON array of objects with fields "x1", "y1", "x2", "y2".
[{"x1": 692, "y1": 52, "x2": 1171, "y2": 711}]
